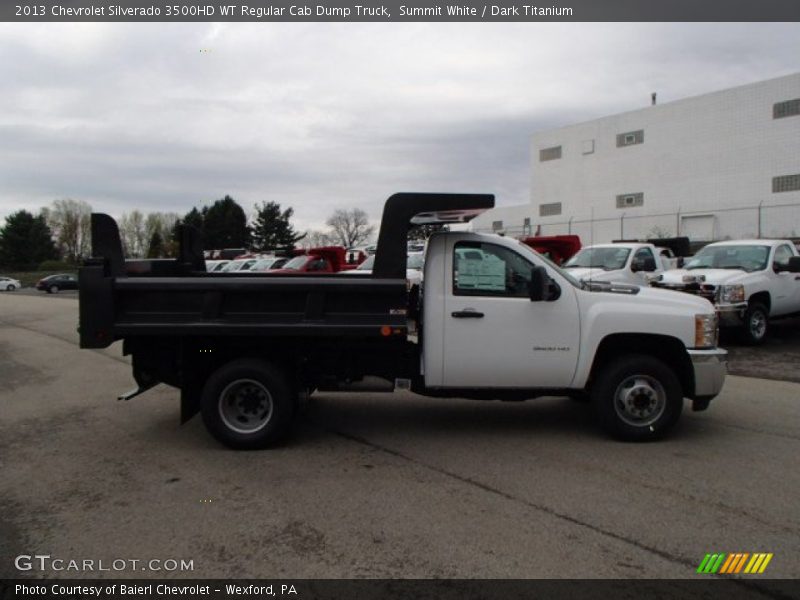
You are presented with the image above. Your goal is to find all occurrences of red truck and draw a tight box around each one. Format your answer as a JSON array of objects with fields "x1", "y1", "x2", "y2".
[
  {"x1": 519, "y1": 235, "x2": 582, "y2": 265},
  {"x1": 271, "y1": 246, "x2": 366, "y2": 274}
]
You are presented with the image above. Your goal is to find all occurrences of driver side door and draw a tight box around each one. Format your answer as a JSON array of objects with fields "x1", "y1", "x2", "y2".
[{"x1": 441, "y1": 240, "x2": 580, "y2": 388}]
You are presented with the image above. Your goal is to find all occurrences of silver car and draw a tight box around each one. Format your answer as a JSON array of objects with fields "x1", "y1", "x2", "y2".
[{"x1": 0, "y1": 276, "x2": 21, "y2": 291}]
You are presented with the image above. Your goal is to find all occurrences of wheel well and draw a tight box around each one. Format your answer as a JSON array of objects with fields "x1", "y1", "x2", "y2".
[
  {"x1": 748, "y1": 291, "x2": 770, "y2": 313},
  {"x1": 589, "y1": 334, "x2": 694, "y2": 397}
]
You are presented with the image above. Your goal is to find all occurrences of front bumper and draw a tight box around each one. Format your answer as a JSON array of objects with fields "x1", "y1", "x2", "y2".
[
  {"x1": 687, "y1": 348, "x2": 728, "y2": 401},
  {"x1": 715, "y1": 302, "x2": 748, "y2": 326}
]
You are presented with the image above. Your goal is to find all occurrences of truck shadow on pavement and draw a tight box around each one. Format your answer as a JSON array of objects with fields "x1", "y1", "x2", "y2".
[{"x1": 289, "y1": 392, "x2": 715, "y2": 446}]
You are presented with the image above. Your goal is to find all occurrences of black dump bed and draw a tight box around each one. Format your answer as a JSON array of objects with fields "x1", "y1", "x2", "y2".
[{"x1": 79, "y1": 193, "x2": 494, "y2": 349}]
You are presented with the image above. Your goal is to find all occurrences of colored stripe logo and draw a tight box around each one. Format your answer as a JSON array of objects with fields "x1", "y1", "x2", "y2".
[{"x1": 697, "y1": 553, "x2": 773, "y2": 574}]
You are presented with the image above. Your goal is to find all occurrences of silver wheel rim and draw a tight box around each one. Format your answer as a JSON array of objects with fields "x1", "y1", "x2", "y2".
[
  {"x1": 749, "y1": 311, "x2": 766, "y2": 340},
  {"x1": 613, "y1": 374, "x2": 667, "y2": 427},
  {"x1": 51, "y1": 286, "x2": 58, "y2": 293},
  {"x1": 218, "y1": 379, "x2": 274, "y2": 434}
]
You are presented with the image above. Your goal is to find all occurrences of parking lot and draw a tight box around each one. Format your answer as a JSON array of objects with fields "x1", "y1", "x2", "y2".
[{"x1": 1, "y1": 291, "x2": 799, "y2": 579}]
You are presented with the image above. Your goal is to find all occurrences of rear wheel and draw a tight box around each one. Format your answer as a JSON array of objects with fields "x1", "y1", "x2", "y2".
[
  {"x1": 49, "y1": 285, "x2": 59, "y2": 294},
  {"x1": 740, "y1": 302, "x2": 768, "y2": 346},
  {"x1": 591, "y1": 355, "x2": 683, "y2": 441},
  {"x1": 200, "y1": 359, "x2": 296, "y2": 449}
]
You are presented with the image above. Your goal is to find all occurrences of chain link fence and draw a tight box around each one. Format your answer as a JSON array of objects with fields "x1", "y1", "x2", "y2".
[{"x1": 475, "y1": 200, "x2": 800, "y2": 245}]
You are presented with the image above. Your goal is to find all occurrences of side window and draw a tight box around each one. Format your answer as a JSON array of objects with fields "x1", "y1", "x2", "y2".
[
  {"x1": 633, "y1": 248, "x2": 656, "y2": 272},
  {"x1": 308, "y1": 259, "x2": 328, "y2": 272},
  {"x1": 453, "y1": 242, "x2": 532, "y2": 298},
  {"x1": 774, "y1": 244, "x2": 793, "y2": 268}
]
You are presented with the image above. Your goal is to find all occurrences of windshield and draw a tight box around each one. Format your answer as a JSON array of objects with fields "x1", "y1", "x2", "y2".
[
  {"x1": 282, "y1": 255, "x2": 309, "y2": 270},
  {"x1": 564, "y1": 247, "x2": 631, "y2": 271},
  {"x1": 685, "y1": 245, "x2": 770, "y2": 272},
  {"x1": 357, "y1": 255, "x2": 375, "y2": 270},
  {"x1": 221, "y1": 259, "x2": 246, "y2": 272},
  {"x1": 251, "y1": 258, "x2": 277, "y2": 270}
]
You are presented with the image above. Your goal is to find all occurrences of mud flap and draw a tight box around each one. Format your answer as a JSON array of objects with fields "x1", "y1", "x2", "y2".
[{"x1": 180, "y1": 379, "x2": 203, "y2": 424}]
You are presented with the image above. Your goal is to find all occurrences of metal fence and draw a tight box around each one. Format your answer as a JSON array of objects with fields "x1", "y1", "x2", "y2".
[{"x1": 474, "y1": 200, "x2": 800, "y2": 244}]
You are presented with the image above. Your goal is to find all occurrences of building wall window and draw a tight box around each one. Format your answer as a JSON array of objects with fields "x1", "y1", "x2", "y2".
[
  {"x1": 773, "y1": 99, "x2": 800, "y2": 119},
  {"x1": 773, "y1": 174, "x2": 800, "y2": 193},
  {"x1": 492, "y1": 220, "x2": 504, "y2": 231},
  {"x1": 582, "y1": 139, "x2": 595, "y2": 154},
  {"x1": 616, "y1": 193, "x2": 644, "y2": 208},
  {"x1": 539, "y1": 202, "x2": 562, "y2": 217},
  {"x1": 539, "y1": 146, "x2": 562, "y2": 161},
  {"x1": 616, "y1": 130, "x2": 644, "y2": 147}
]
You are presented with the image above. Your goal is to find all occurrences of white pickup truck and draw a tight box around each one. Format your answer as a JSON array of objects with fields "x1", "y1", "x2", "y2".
[
  {"x1": 79, "y1": 193, "x2": 727, "y2": 448},
  {"x1": 563, "y1": 243, "x2": 672, "y2": 285},
  {"x1": 652, "y1": 239, "x2": 800, "y2": 344}
]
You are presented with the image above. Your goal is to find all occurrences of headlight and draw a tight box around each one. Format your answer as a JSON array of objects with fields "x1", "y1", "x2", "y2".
[
  {"x1": 719, "y1": 284, "x2": 745, "y2": 304},
  {"x1": 695, "y1": 313, "x2": 718, "y2": 348}
]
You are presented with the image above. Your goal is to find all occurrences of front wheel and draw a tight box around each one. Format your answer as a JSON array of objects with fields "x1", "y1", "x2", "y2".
[
  {"x1": 740, "y1": 302, "x2": 768, "y2": 345},
  {"x1": 49, "y1": 285, "x2": 59, "y2": 294},
  {"x1": 200, "y1": 359, "x2": 296, "y2": 449},
  {"x1": 591, "y1": 355, "x2": 683, "y2": 441},
  {"x1": 6, "y1": 284, "x2": 14, "y2": 291}
]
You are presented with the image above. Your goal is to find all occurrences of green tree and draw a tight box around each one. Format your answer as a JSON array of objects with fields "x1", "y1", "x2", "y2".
[
  {"x1": 251, "y1": 201, "x2": 306, "y2": 251},
  {"x1": 172, "y1": 206, "x2": 206, "y2": 248},
  {"x1": 147, "y1": 230, "x2": 164, "y2": 258},
  {"x1": 0, "y1": 210, "x2": 58, "y2": 269},
  {"x1": 203, "y1": 195, "x2": 250, "y2": 249}
]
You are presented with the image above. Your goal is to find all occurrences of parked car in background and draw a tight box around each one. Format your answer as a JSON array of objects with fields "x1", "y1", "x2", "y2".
[
  {"x1": 36, "y1": 274, "x2": 78, "y2": 293},
  {"x1": 563, "y1": 243, "x2": 671, "y2": 285},
  {"x1": 220, "y1": 258, "x2": 258, "y2": 272},
  {"x1": 206, "y1": 260, "x2": 230, "y2": 272},
  {"x1": 271, "y1": 247, "x2": 361, "y2": 274},
  {"x1": 249, "y1": 256, "x2": 289, "y2": 272},
  {"x1": 651, "y1": 239, "x2": 800, "y2": 344},
  {"x1": 1, "y1": 276, "x2": 22, "y2": 291},
  {"x1": 350, "y1": 253, "x2": 424, "y2": 289}
]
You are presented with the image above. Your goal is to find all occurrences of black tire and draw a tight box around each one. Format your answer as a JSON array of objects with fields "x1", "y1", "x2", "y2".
[
  {"x1": 740, "y1": 302, "x2": 768, "y2": 346},
  {"x1": 49, "y1": 285, "x2": 59, "y2": 294},
  {"x1": 201, "y1": 358, "x2": 296, "y2": 450},
  {"x1": 591, "y1": 355, "x2": 683, "y2": 442},
  {"x1": 6, "y1": 284, "x2": 14, "y2": 291}
]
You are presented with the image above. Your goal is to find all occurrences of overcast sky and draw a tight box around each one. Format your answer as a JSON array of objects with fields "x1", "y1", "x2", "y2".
[{"x1": 1, "y1": 22, "x2": 799, "y2": 233}]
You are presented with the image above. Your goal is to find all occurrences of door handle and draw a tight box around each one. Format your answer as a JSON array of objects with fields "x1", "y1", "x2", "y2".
[{"x1": 451, "y1": 310, "x2": 484, "y2": 318}]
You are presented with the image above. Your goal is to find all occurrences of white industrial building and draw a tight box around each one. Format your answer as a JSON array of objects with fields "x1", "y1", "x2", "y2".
[{"x1": 473, "y1": 72, "x2": 800, "y2": 243}]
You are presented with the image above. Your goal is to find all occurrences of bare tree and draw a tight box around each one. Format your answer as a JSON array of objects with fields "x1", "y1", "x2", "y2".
[
  {"x1": 119, "y1": 210, "x2": 147, "y2": 258},
  {"x1": 44, "y1": 199, "x2": 92, "y2": 263},
  {"x1": 325, "y1": 208, "x2": 375, "y2": 248},
  {"x1": 301, "y1": 230, "x2": 334, "y2": 248}
]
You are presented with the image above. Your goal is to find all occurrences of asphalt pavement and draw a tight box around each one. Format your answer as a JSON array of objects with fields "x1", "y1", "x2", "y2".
[{"x1": 1, "y1": 292, "x2": 799, "y2": 580}]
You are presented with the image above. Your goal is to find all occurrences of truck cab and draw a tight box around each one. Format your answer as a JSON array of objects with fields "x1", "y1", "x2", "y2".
[{"x1": 563, "y1": 242, "x2": 668, "y2": 286}]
